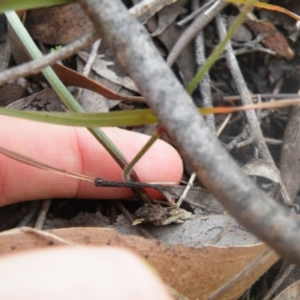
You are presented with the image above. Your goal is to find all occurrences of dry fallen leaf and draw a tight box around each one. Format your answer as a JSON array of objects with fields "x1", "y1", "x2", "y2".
[
  {"x1": 245, "y1": 19, "x2": 294, "y2": 60},
  {"x1": 25, "y1": 3, "x2": 93, "y2": 45},
  {"x1": 6, "y1": 88, "x2": 66, "y2": 112},
  {"x1": 0, "y1": 227, "x2": 279, "y2": 300},
  {"x1": 78, "y1": 51, "x2": 140, "y2": 93},
  {"x1": 150, "y1": 0, "x2": 188, "y2": 37},
  {"x1": 242, "y1": 159, "x2": 281, "y2": 184}
]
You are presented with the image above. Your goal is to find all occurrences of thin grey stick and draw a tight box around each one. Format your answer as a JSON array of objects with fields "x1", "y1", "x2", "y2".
[
  {"x1": 81, "y1": 39, "x2": 101, "y2": 77},
  {"x1": 79, "y1": 0, "x2": 300, "y2": 265},
  {"x1": 0, "y1": 31, "x2": 99, "y2": 86},
  {"x1": 223, "y1": 93, "x2": 300, "y2": 102},
  {"x1": 16, "y1": 201, "x2": 40, "y2": 227},
  {"x1": 177, "y1": 0, "x2": 216, "y2": 27},
  {"x1": 35, "y1": 199, "x2": 51, "y2": 229},
  {"x1": 0, "y1": 1, "x2": 164, "y2": 87},
  {"x1": 264, "y1": 138, "x2": 282, "y2": 145},
  {"x1": 75, "y1": 38, "x2": 101, "y2": 101},
  {"x1": 237, "y1": 137, "x2": 255, "y2": 149},
  {"x1": 215, "y1": 15, "x2": 292, "y2": 205},
  {"x1": 166, "y1": 1, "x2": 228, "y2": 67},
  {"x1": 215, "y1": 15, "x2": 271, "y2": 161},
  {"x1": 226, "y1": 126, "x2": 250, "y2": 151},
  {"x1": 217, "y1": 46, "x2": 276, "y2": 59},
  {"x1": 262, "y1": 264, "x2": 296, "y2": 300},
  {"x1": 193, "y1": 0, "x2": 215, "y2": 131}
]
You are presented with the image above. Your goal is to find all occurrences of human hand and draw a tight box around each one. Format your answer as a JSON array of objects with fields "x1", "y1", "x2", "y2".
[
  {"x1": 0, "y1": 246, "x2": 173, "y2": 300},
  {"x1": 0, "y1": 116, "x2": 182, "y2": 206},
  {"x1": 0, "y1": 116, "x2": 182, "y2": 299}
]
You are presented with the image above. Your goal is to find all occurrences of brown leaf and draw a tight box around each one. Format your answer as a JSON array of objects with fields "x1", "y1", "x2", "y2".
[
  {"x1": 52, "y1": 63, "x2": 145, "y2": 103},
  {"x1": 25, "y1": 3, "x2": 93, "y2": 45},
  {"x1": 0, "y1": 227, "x2": 279, "y2": 300},
  {"x1": 0, "y1": 82, "x2": 27, "y2": 107},
  {"x1": 245, "y1": 19, "x2": 294, "y2": 60},
  {"x1": 78, "y1": 51, "x2": 140, "y2": 93}
]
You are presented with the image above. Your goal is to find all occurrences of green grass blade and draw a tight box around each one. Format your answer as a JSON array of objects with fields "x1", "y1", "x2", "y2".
[
  {"x1": 187, "y1": 0, "x2": 256, "y2": 94},
  {"x1": 0, "y1": 0, "x2": 72, "y2": 12},
  {"x1": 0, "y1": 107, "x2": 158, "y2": 127},
  {"x1": 2, "y1": 99, "x2": 300, "y2": 127}
]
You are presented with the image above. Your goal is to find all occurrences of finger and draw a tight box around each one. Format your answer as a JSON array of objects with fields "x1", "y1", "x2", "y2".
[
  {"x1": 0, "y1": 246, "x2": 172, "y2": 300},
  {"x1": 0, "y1": 116, "x2": 183, "y2": 206}
]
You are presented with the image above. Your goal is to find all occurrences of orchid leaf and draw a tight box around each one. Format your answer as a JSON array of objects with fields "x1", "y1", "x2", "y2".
[
  {"x1": 0, "y1": 0, "x2": 72, "y2": 12},
  {"x1": 1, "y1": 99, "x2": 300, "y2": 127}
]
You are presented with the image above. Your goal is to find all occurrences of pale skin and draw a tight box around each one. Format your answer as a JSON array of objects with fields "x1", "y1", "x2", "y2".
[{"x1": 0, "y1": 116, "x2": 183, "y2": 300}]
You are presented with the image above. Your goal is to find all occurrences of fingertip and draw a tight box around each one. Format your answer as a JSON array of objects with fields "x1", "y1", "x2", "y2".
[
  {"x1": 0, "y1": 118, "x2": 183, "y2": 204},
  {"x1": 0, "y1": 246, "x2": 172, "y2": 300}
]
